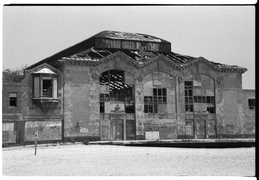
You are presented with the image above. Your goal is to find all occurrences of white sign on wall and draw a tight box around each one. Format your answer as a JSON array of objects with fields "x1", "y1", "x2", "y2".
[{"x1": 145, "y1": 131, "x2": 160, "y2": 140}]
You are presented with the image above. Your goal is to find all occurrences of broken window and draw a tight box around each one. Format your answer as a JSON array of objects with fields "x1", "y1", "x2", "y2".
[
  {"x1": 194, "y1": 96, "x2": 214, "y2": 104},
  {"x1": 9, "y1": 93, "x2": 17, "y2": 107},
  {"x1": 197, "y1": 96, "x2": 202, "y2": 103},
  {"x1": 153, "y1": 88, "x2": 167, "y2": 104},
  {"x1": 144, "y1": 96, "x2": 154, "y2": 113},
  {"x1": 185, "y1": 81, "x2": 193, "y2": 112},
  {"x1": 194, "y1": 96, "x2": 198, "y2": 103},
  {"x1": 144, "y1": 88, "x2": 167, "y2": 113},
  {"x1": 193, "y1": 95, "x2": 215, "y2": 114},
  {"x1": 109, "y1": 70, "x2": 125, "y2": 101},
  {"x1": 206, "y1": 96, "x2": 215, "y2": 114},
  {"x1": 100, "y1": 102, "x2": 104, "y2": 113},
  {"x1": 99, "y1": 94, "x2": 109, "y2": 113},
  {"x1": 191, "y1": 74, "x2": 215, "y2": 114},
  {"x1": 99, "y1": 70, "x2": 135, "y2": 114},
  {"x1": 202, "y1": 96, "x2": 206, "y2": 103},
  {"x1": 207, "y1": 107, "x2": 215, "y2": 113},
  {"x1": 248, "y1": 99, "x2": 255, "y2": 110}
]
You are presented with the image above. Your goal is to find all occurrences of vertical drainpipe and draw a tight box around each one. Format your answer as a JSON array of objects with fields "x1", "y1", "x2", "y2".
[
  {"x1": 214, "y1": 78, "x2": 218, "y2": 139},
  {"x1": 123, "y1": 71, "x2": 126, "y2": 141},
  {"x1": 62, "y1": 60, "x2": 65, "y2": 142},
  {"x1": 175, "y1": 76, "x2": 179, "y2": 139},
  {"x1": 39, "y1": 74, "x2": 42, "y2": 97},
  {"x1": 98, "y1": 72, "x2": 101, "y2": 141},
  {"x1": 134, "y1": 73, "x2": 137, "y2": 140}
]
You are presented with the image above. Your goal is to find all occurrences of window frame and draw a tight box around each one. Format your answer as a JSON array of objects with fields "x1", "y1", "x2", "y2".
[
  {"x1": 184, "y1": 81, "x2": 193, "y2": 112},
  {"x1": 9, "y1": 93, "x2": 17, "y2": 107},
  {"x1": 99, "y1": 70, "x2": 135, "y2": 114},
  {"x1": 42, "y1": 78, "x2": 53, "y2": 97},
  {"x1": 33, "y1": 74, "x2": 58, "y2": 99},
  {"x1": 248, "y1": 98, "x2": 255, "y2": 110},
  {"x1": 144, "y1": 88, "x2": 167, "y2": 114}
]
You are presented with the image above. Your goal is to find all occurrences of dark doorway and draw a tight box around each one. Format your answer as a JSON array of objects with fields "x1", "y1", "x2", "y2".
[{"x1": 115, "y1": 120, "x2": 123, "y2": 140}]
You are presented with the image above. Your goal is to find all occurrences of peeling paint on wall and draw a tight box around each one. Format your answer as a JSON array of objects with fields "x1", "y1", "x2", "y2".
[{"x1": 25, "y1": 121, "x2": 61, "y2": 141}]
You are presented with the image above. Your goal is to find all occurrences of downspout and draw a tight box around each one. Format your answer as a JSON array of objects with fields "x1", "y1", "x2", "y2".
[
  {"x1": 175, "y1": 76, "x2": 179, "y2": 139},
  {"x1": 62, "y1": 66, "x2": 65, "y2": 142},
  {"x1": 214, "y1": 78, "x2": 218, "y2": 139},
  {"x1": 58, "y1": 59, "x2": 65, "y2": 142}
]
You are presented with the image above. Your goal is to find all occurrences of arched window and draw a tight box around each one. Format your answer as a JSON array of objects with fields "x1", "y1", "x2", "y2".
[
  {"x1": 184, "y1": 74, "x2": 215, "y2": 113},
  {"x1": 143, "y1": 72, "x2": 176, "y2": 114},
  {"x1": 99, "y1": 70, "x2": 135, "y2": 114}
]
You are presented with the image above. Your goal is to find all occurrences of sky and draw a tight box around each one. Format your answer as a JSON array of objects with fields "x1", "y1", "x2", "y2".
[{"x1": 2, "y1": 5, "x2": 255, "y2": 89}]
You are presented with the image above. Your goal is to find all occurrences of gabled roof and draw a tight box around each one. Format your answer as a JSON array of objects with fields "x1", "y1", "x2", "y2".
[
  {"x1": 26, "y1": 30, "x2": 247, "y2": 74},
  {"x1": 32, "y1": 67, "x2": 56, "y2": 74},
  {"x1": 28, "y1": 63, "x2": 61, "y2": 74},
  {"x1": 62, "y1": 47, "x2": 247, "y2": 73}
]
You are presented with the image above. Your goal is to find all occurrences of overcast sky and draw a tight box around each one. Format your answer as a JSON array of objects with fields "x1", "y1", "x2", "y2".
[{"x1": 2, "y1": 6, "x2": 255, "y2": 89}]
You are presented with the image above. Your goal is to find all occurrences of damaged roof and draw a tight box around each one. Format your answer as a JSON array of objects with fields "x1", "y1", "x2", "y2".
[
  {"x1": 26, "y1": 30, "x2": 247, "y2": 73},
  {"x1": 93, "y1": 30, "x2": 169, "y2": 43},
  {"x1": 62, "y1": 47, "x2": 247, "y2": 73}
]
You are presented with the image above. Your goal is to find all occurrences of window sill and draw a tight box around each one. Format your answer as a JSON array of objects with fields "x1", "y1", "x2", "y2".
[
  {"x1": 33, "y1": 97, "x2": 59, "y2": 103},
  {"x1": 8, "y1": 106, "x2": 17, "y2": 108}
]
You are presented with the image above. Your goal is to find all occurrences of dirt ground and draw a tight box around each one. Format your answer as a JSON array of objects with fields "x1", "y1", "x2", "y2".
[{"x1": 2, "y1": 144, "x2": 255, "y2": 176}]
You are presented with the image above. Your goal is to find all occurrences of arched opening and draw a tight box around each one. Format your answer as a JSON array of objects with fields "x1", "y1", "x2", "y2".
[
  {"x1": 99, "y1": 69, "x2": 135, "y2": 140},
  {"x1": 142, "y1": 71, "x2": 177, "y2": 140},
  {"x1": 184, "y1": 74, "x2": 216, "y2": 139},
  {"x1": 143, "y1": 72, "x2": 176, "y2": 115}
]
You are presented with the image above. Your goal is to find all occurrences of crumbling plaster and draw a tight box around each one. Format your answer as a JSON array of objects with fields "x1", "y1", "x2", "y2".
[{"x1": 61, "y1": 54, "x2": 251, "y2": 140}]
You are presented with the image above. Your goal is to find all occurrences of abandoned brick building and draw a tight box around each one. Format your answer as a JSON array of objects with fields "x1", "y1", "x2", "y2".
[{"x1": 2, "y1": 30, "x2": 255, "y2": 144}]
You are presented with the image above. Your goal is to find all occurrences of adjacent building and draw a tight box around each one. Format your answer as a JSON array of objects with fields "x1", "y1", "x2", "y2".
[{"x1": 2, "y1": 30, "x2": 255, "y2": 144}]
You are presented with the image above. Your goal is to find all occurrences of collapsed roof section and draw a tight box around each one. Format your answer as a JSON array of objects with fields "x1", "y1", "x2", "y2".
[
  {"x1": 61, "y1": 47, "x2": 247, "y2": 73},
  {"x1": 26, "y1": 30, "x2": 247, "y2": 74}
]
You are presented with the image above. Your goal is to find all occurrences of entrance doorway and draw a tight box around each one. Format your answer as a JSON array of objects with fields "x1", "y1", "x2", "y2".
[
  {"x1": 115, "y1": 123, "x2": 123, "y2": 140},
  {"x1": 195, "y1": 119, "x2": 206, "y2": 139},
  {"x1": 112, "y1": 119, "x2": 123, "y2": 141}
]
